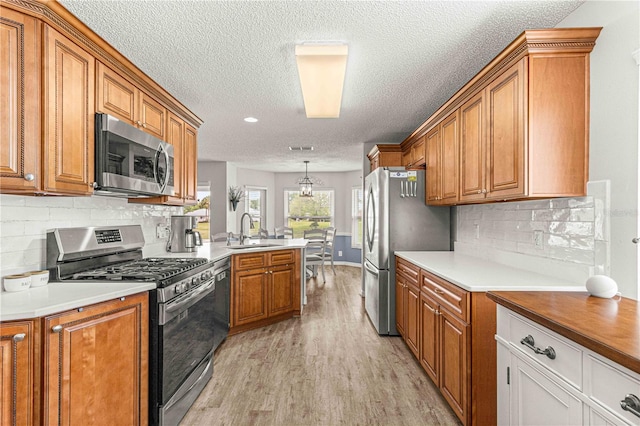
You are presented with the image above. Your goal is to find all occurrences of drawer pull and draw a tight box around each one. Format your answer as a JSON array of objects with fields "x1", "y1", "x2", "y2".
[
  {"x1": 520, "y1": 335, "x2": 556, "y2": 360},
  {"x1": 433, "y1": 288, "x2": 444, "y2": 295},
  {"x1": 621, "y1": 394, "x2": 640, "y2": 418}
]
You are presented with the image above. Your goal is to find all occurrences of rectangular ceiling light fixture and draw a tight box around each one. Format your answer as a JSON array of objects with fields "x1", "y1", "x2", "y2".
[
  {"x1": 288, "y1": 146, "x2": 315, "y2": 151},
  {"x1": 295, "y1": 43, "x2": 348, "y2": 118}
]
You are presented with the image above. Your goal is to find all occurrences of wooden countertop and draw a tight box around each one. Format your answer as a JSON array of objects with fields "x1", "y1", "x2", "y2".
[{"x1": 487, "y1": 291, "x2": 640, "y2": 375}]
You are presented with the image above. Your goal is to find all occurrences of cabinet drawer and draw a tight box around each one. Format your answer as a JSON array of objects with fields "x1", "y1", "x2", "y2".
[
  {"x1": 585, "y1": 353, "x2": 640, "y2": 425},
  {"x1": 234, "y1": 253, "x2": 267, "y2": 270},
  {"x1": 269, "y1": 250, "x2": 295, "y2": 265},
  {"x1": 507, "y1": 312, "x2": 583, "y2": 390},
  {"x1": 396, "y1": 257, "x2": 419, "y2": 285},
  {"x1": 420, "y1": 270, "x2": 468, "y2": 322}
]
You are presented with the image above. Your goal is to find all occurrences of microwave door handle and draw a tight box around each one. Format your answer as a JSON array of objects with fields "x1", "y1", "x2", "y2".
[{"x1": 155, "y1": 144, "x2": 169, "y2": 193}]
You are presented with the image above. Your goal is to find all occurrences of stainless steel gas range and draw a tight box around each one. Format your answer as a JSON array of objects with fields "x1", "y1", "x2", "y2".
[{"x1": 47, "y1": 225, "x2": 229, "y2": 425}]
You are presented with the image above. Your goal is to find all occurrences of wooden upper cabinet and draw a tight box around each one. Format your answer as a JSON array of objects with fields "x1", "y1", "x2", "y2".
[
  {"x1": 425, "y1": 126, "x2": 441, "y2": 204},
  {"x1": 0, "y1": 320, "x2": 39, "y2": 426},
  {"x1": 426, "y1": 111, "x2": 459, "y2": 205},
  {"x1": 0, "y1": 8, "x2": 41, "y2": 194},
  {"x1": 139, "y1": 93, "x2": 166, "y2": 140},
  {"x1": 166, "y1": 112, "x2": 185, "y2": 202},
  {"x1": 96, "y1": 62, "x2": 166, "y2": 140},
  {"x1": 368, "y1": 144, "x2": 402, "y2": 172},
  {"x1": 403, "y1": 137, "x2": 426, "y2": 169},
  {"x1": 43, "y1": 293, "x2": 148, "y2": 426},
  {"x1": 403, "y1": 28, "x2": 600, "y2": 206},
  {"x1": 43, "y1": 25, "x2": 95, "y2": 195},
  {"x1": 440, "y1": 111, "x2": 459, "y2": 204},
  {"x1": 486, "y1": 59, "x2": 525, "y2": 200},
  {"x1": 96, "y1": 62, "x2": 137, "y2": 123},
  {"x1": 459, "y1": 91, "x2": 486, "y2": 203},
  {"x1": 184, "y1": 124, "x2": 198, "y2": 203}
]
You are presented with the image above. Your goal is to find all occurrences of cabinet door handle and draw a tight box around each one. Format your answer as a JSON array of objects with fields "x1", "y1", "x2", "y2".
[
  {"x1": 621, "y1": 394, "x2": 640, "y2": 418},
  {"x1": 13, "y1": 333, "x2": 26, "y2": 342},
  {"x1": 52, "y1": 325, "x2": 63, "y2": 333},
  {"x1": 520, "y1": 335, "x2": 556, "y2": 360}
]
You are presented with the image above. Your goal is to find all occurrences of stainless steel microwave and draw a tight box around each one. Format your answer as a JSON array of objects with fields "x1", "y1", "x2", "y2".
[{"x1": 94, "y1": 113, "x2": 175, "y2": 198}]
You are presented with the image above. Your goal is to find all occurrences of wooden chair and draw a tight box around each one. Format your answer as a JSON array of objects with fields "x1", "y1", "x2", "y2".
[
  {"x1": 303, "y1": 228, "x2": 327, "y2": 282},
  {"x1": 275, "y1": 226, "x2": 293, "y2": 239},
  {"x1": 323, "y1": 227, "x2": 336, "y2": 274}
]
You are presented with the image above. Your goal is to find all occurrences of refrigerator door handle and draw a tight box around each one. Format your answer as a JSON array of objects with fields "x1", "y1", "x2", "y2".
[
  {"x1": 364, "y1": 260, "x2": 379, "y2": 276},
  {"x1": 413, "y1": 181, "x2": 417, "y2": 197}
]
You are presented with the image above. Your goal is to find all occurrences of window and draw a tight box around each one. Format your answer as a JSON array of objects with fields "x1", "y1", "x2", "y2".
[
  {"x1": 184, "y1": 183, "x2": 210, "y2": 236},
  {"x1": 284, "y1": 189, "x2": 334, "y2": 238},
  {"x1": 352, "y1": 187, "x2": 363, "y2": 248},
  {"x1": 245, "y1": 186, "x2": 266, "y2": 236}
]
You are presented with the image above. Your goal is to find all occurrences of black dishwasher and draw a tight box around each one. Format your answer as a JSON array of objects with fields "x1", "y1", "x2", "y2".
[{"x1": 212, "y1": 256, "x2": 231, "y2": 351}]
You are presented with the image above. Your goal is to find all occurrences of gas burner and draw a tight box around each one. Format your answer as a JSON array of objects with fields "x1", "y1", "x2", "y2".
[{"x1": 70, "y1": 257, "x2": 210, "y2": 285}]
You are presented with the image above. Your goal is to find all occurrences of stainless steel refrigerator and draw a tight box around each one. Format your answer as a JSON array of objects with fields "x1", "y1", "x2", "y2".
[{"x1": 363, "y1": 167, "x2": 451, "y2": 335}]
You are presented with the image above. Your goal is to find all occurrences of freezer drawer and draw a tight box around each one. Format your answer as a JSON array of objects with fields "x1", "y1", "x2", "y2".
[{"x1": 364, "y1": 260, "x2": 396, "y2": 335}]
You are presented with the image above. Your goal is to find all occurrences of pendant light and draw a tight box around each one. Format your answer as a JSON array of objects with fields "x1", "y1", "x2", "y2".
[{"x1": 299, "y1": 161, "x2": 313, "y2": 197}]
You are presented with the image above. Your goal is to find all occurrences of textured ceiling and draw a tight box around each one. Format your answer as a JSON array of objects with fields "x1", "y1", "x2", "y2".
[{"x1": 60, "y1": 0, "x2": 583, "y2": 172}]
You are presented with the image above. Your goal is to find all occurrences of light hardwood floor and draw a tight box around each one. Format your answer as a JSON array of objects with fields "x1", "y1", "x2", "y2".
[{"x1": 181, "y1": 266, "x2": 462, "y2": 425}]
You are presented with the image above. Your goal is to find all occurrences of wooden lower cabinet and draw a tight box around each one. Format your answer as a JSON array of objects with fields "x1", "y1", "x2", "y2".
[
  {"x1": 0, "y1": 320, "x2": 39, "y2": 426},
  {"x1": 405, "y1": 282, "x2": 420, "y2": 358},
  {"x1": 42, "y1": 293, "x2": 148, "y2": 426},
  {"x1": 396, "y1": 258, "x2": 421, "y2": 354},
  {"x1": 396, "y1": 257, "x2": 496, "y2": 426},
  {"x1": 230, "y1": 249, "x2": 300, "y2": 335}
]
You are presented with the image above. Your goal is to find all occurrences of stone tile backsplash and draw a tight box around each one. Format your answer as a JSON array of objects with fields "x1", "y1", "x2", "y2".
[
  {"x1": 455, "y1": 181, "x2": 610, "y2": 283},
  {"x1": 0, "y1": 194, "x2": 181, "y2": 277}
]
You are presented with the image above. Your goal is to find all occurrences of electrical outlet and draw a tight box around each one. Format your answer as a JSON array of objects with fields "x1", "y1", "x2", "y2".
[
  {"x1": 338, "y1": 250, "x2": 343, "y2": 257},
  {"x1": 156, "y1": 224, "x2": 170, "y2": 239},
  {"x1": 474, "y1": 224, "x2": 480, "y2": 239},
  {"x1": 533, "y1": 230, "x2": 544, "y2": 250}
]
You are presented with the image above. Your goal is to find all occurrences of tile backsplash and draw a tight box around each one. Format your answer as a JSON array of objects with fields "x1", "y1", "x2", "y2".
[
  {"x1": 455, "y1": 181, "x2": 610, "y2": 283},
  {"x1": 0, "y1": 194, "x2": 181, "y2": 277}
]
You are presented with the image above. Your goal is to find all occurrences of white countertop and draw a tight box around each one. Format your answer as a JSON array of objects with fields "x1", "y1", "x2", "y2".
[
  {"x1": 0, "y1": 240, "x2": 307, "y2": 322},
  {"x1": 161, "y1": 239, "x2": 308, "y2": 261},
  {"x1": 394, "y1": 251, "x2": 586, "y2": 292},
  {"x1": 0, "y1": 281, "x2": 156, "y2": 321}
]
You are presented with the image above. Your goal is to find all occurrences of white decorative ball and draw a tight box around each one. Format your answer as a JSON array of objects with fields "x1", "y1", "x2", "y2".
[{"x1": 585, "y1": 275, "x2": 618, "y2": 298}]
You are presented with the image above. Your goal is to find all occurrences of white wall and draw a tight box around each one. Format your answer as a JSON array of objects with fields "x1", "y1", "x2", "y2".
[
  {"x1": 197, "y1": 160, "x2": 228, "y2": 236},
  {"x1": 0, "y1": 195, "x2": 181, "y2": 279},
  {"x1": 559, "y1": 0, "x2": 638, "y2": 296},
  {"x1": 455, "y1": 0, "x2": 639, "y2": 297}
]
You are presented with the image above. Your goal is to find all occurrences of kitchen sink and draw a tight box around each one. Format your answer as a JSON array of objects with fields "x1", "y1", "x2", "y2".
[{"x1": 226, "y1": 243, "x2": 280, "y2": 250}]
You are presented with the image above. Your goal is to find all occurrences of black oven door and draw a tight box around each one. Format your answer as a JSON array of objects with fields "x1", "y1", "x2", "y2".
[
  {"x1": 158, "y1": 280, "x2": 215, "y2": 404},
  {"x1": 95, "y1": 113, "x2": 174, "y2": 196}
]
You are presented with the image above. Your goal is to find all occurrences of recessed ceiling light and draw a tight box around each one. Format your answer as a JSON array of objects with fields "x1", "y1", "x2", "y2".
[
  {"x1": 244, "y1": 117, "x2": 258, "y2": 123},
  {"x1": 288, "y1": 146, "x2": 314, "y2": 151}
]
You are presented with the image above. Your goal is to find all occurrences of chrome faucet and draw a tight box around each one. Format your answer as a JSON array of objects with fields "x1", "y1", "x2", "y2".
[{"x1": 239, "y1": 212, "x2": 254, "y2": 245}]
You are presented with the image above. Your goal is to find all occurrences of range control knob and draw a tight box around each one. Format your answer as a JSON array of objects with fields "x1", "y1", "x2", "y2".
[
  {"x1": 174, "y1": 284, "x2": 183, "y2": 294},
  {"x1": 191, "y1": 277, "x2": 199, "y2": 287}
]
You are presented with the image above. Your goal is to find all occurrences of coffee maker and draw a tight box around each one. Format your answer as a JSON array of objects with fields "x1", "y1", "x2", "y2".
[{"x1": 167, "y1": 215, "x2": 203, "y2": 253}]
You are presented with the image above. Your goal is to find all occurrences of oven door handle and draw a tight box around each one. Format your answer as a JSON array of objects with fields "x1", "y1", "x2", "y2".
[{"x1": 160, "y1": 280, "x2": 215, "y2": 325}]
